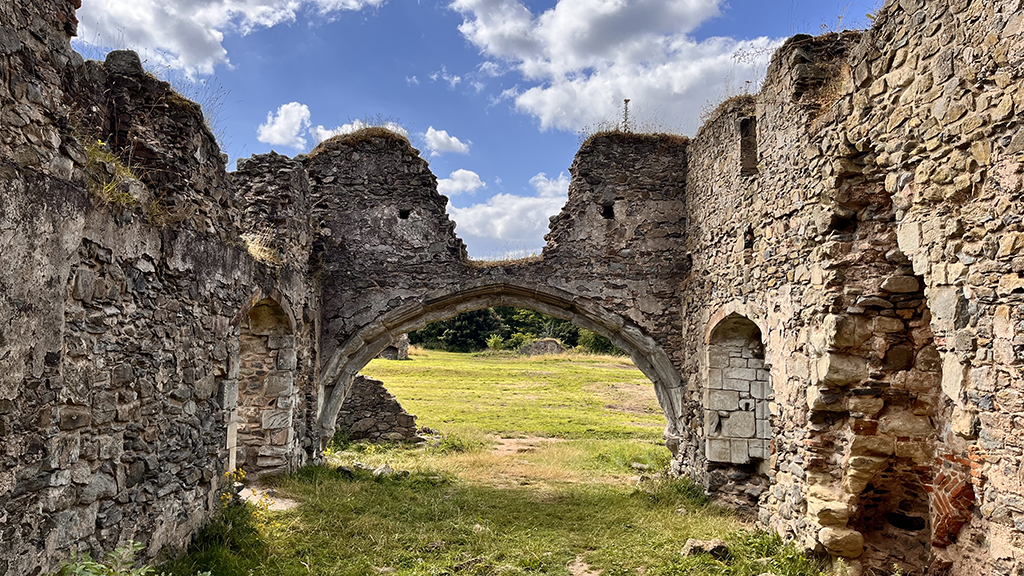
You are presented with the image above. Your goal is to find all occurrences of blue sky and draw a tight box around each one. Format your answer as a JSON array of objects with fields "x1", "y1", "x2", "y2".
[{"x1": 73, "y1": 0, "x2": 880, "y2": 258}]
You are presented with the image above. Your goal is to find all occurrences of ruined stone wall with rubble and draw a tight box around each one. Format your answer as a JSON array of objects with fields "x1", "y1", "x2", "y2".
[
  {"x1": 337, "y1": 375, "x2": 419, "y2": 442},
  {"x1": 0, "y1": 2, "x2": 321, "y2": 572},
  {"x1": 308, "y1": 130, "x2": 693, "y2": 453},
  {"x1": 671, "y1": 0, "x2": 1024, "y2": 574},
  {"x1": 4, "y1": 0, "x2": 1024, "y2": 574}
]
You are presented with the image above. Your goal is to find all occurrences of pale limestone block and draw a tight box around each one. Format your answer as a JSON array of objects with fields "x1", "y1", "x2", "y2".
[
  {"x1": 931, "y1": 286, "x2": 967, "y2": 330},
  {"x1": 723, "y1": 378, "x2": 751, "y2": 393},
  {"x1": 730, "y1": 439, "x2": 751, "y2": 464},
  {"x1": 808, "y1": 497, "x2": 851, "y2": 526},
  {"x1": 724, "y1": 366, "x2": 757, "y2": 380},
  {"x1": 790, "y1": 353, "x2": 811, "y2": 380},
  {"x1": 708, "y1": 369, "x2": 723, "y2": 389},
  {"x1": 708, "y1": 390, "x2": 740, "y2": 411},
  {"x1": 816, "y1": 353, "x2": 867, "y2": 386},
  {"x1": 873, "y1": 316, "x2": 905, "y2": 333},
  {"x1": 878, "y1": 412, "x2": 933, "y2": 437},
  {"x1": 942, "y1": 352, "x2": 967, "y2": 401},
  {"x1": 848, "y1": 456, "x2": 888, "y2": 476},
  {"x1": 994, "y1": 305, "x2": 1013, "y2": 339},
  {"x1": 818, "y1": 527, "x2": 864, "y2": 558},
  {"x1": 897, "y1": 221, "x2": 922, "y2": 253},
  {"x1": 705, "y1": 410, "x2": 721, "y2": 436},
  {"x1": 748, "y1": 439, "x2": 765, "y2": 459},
  {"x1": 847, "y1": 396, "x2": 885, "y2": 418},
  {"x1": 709, "y1": 348, "x2": 730, "y2": 368},
  {"x1": 751, "y1": 381, "x2": 767, "y2": 399},
  {"x1": 895, "y1": 441, "x2": 933, "y2": 465},
  {"x1": 952, "y1": 406, "x2": 979, "y2": 439},
  {"x1": 881, "y1": 275, "x2": 920, "y2": 293},
  {"x1": 722, "y1": 411, "x2": 756, "y2": 438},
  {"x1": 707, "y1": 438, "x2": 732, "y2": 462},
  {"x1": 850, "y1": 435, "x2": 894, "y2": 456}
]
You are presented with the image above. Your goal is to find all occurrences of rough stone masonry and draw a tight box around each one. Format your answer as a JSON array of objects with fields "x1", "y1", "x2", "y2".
[{"x1": 1, "y1": 0, "x2": 1023, "y2": 574}]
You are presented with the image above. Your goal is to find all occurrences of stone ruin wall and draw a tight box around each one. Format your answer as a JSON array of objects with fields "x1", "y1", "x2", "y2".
[
  {"x1": 308, "y1": 128, "x2": 693, "y2": 455},
  {"x1": 2, "y1": 0, "x2": 1024, "y2": 574},
  {"x1": 676, "y1": 0, "x2": 1024, "y2": 573},
  {"x1": 0, "y1": 1, "x2": 322, "y2": 571},
  {"x1": 336, "y1": 375, "x2": 419, "y2": 443}
]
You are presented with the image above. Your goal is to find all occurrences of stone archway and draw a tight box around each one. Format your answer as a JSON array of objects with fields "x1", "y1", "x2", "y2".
[
  {"x1": 315, "y1": 281, "x2": 686, "y2": 450},
  {"x1": 232, "y1": 297, "x2": 301, "y2": 475},
  {"x1": 702, "y1": 311, "x2": 774, "y2": 508},
  {"x1": 705, "y1": 313, "x2": 771, "y2": 466}
]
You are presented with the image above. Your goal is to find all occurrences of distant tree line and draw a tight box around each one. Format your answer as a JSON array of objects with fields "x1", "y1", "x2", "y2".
[{"x1": 408, "y1": 306, "x2": 623, "y2": 355}]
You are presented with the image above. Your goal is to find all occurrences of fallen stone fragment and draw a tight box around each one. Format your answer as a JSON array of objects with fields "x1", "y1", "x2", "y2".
[{"x1": 681, "y1": 538, "x2": 730, "y2": 560}]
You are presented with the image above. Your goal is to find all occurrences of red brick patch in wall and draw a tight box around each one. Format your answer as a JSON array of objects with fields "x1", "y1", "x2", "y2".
[{"x1": 931, "y1": 453, "x2": 976, "y2": 547}]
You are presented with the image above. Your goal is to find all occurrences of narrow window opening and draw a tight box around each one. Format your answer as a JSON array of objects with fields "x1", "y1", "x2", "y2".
[
  {"x1": 738, "y1": 116, "x2": 759, "y2": 176},
  {"x1": 601, "y1": 204, "x2": 615, "y2": 220},
  {"x1": 743, "y1": 226, "x2": 755, "y2": 250},
  {"x1": 399, "y1": 209, "x2": 411, "y2": 220}
]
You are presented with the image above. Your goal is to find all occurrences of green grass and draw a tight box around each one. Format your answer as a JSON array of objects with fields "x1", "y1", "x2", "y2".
[
  {"x1": 361, "y1": 348, "x2": 665, "y2": 440},
  {"x1": 166, "y1": 464, "x2": 737, "y2": 576},
  {"x1": 162, "y1": 349, "x2": 827, "y2": 576}
]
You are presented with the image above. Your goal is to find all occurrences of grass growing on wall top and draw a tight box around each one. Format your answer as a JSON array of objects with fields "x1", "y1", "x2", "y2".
[{"x1": 85, "y1": 139, "x2": 143, "y2": 207}]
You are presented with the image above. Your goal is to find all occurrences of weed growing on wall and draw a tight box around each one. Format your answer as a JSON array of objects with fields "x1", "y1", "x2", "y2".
[
  {"x1": 71, "y1": 35, "x2": 231, "y2": 151},
  {"x1": 240, "y1": 229, "x2": 284, "y2": 266},
  {"x1": 160, "y1": 469, "x2": 276, "y2": 575},
  {"x1": 578, "y1": 99, "x2": 687, "y2": 146},
  {"x1": 85, "y1": 139, "x2": 144, "y2": 207}
]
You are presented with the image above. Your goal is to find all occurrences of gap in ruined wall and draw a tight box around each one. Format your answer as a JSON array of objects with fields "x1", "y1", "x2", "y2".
[
  {"x1": 835, "y1": 267, "x2": 951, "y2": 576},
  {"x1": 738, "y1": 117, "x2": 759, "y2": 176}
]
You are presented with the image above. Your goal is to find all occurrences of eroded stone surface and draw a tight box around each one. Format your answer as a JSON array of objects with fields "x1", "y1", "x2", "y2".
[{"x1": 3, "y1": 0, "x2": 1024, "y2": 575}]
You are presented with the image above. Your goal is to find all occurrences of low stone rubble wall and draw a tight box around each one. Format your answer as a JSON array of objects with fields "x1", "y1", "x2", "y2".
[{"x1": 337, "y1": 376, "x2": 419, "y2": 442}]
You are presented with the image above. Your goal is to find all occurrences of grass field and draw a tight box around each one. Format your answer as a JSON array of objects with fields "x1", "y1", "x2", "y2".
[
  {"x1": 360, "y1": 348, "x2": 666, "y2": 440},
  {"x1": 162, "y1": 349, "x2": 828, "y2": 576}
]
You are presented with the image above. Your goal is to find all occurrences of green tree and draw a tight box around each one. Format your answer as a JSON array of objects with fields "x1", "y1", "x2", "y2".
[
  {"x1": 408, "y1": 309, "x2": 502, "y2": 352},
  {"x1": 577, "y1": 329, "x2": 622, "y2": 355}
]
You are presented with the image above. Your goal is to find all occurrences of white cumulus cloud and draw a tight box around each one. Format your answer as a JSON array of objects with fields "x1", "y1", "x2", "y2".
[
  {"x1": 76, "y1": 0, "x2": 388, "y2": 76},
  {"x1": 311, "y1": 119, "x2": 409, "y2": 144},
  {"x1": 437, "y1": 169, "x2": 486, "y2": 196},
  {"x1": 447, "y1": 171, "x2": 568, "y2": 252},
  {"x1": 529, "y1": 172, "x2": 569, "y2": 197},
  {"x1": 257, "y1": 102, "x2": 311, "y2": 149},
  {"x1": 423, "y1": 127, "x2": 471, "y2": 156},
  {"x1": 451, "y1": 0, "x2": 781, "y2": 132}
]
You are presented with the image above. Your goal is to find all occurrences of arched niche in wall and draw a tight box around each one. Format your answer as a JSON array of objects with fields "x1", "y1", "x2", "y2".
[
  {"x1": 231, "y1": 297, "x2": 299, "y2": 475},
  {"x1": 704, "y1": 313, "x2": 772, "y2": 466}
]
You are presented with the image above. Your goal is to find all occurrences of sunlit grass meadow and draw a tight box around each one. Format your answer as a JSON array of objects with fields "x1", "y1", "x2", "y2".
[{"x1": 162, "y1": 349, "x2": 827, "y2": 576}]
